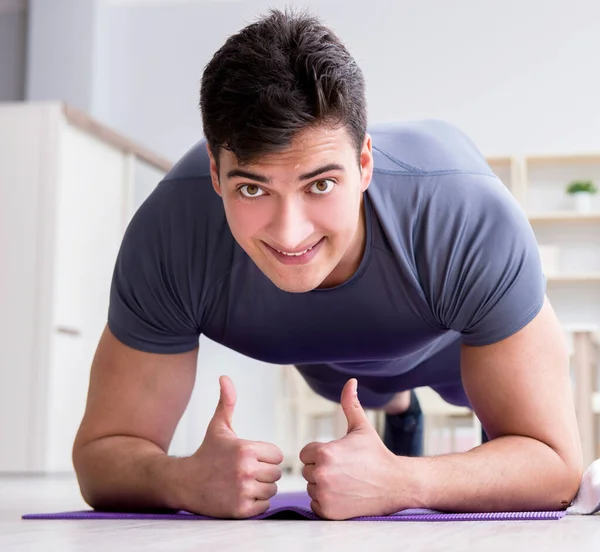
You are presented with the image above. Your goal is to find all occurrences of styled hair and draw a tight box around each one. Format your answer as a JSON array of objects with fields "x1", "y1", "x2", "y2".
[{"x1": 199, "y1": 8, "x2": 367, "y2": 168}]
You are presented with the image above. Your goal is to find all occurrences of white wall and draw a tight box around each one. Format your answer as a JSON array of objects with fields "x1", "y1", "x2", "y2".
[
  {"x1": 0, "y1": 2, "x2": 27, "y2": 102},
  {"x1": 26, "y1": 0, "x2": 112, "y2": 115},
  {"x1": 23, "y1": 0, "x2": 600, "y2": 453},
  {"x1": 103, "y1": 0, "x2": 600, "y2": 159}
]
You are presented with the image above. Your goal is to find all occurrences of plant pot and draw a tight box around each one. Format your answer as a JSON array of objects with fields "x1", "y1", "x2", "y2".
[{"x1": 572, "y1": 191, "x2": 593, "y2": 213}]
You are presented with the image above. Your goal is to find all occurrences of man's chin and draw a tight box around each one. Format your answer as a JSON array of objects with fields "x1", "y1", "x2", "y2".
[
  {"x1": 258, "y1": 266, "x2": 327, "y2": 294},
  {"x1": 269, "y1": 276, "x2": 321, "y2": 294}
]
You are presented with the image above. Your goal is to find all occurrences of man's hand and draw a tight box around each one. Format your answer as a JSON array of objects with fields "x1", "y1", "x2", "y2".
[
  {"x1": 180, "y1": 375, "x2": 284, "y2": 518},
  {"x1": 299, "y1": 378, "x2": 403, "y2": 520}
]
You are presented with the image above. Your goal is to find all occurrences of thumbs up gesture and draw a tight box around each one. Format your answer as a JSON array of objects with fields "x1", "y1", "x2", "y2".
[
  {"x1": 184, "y1": 376, "x2": 284, "y2": 518},
  {"x1": 299, "y1": 379, "x2": 402, "y2": 520}
]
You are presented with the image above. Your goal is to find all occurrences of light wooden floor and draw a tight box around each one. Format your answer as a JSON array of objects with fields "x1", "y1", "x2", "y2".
[{"x1": 1, "y1": 474, "x2": 598, "y2": 551}]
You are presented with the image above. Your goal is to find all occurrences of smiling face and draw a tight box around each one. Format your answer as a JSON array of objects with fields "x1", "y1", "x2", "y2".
[{"x1": 208, "y1": 125, "x2": 374, "y2": 293}]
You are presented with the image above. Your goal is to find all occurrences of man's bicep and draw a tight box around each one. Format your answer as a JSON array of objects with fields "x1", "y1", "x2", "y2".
[
  {"x1": 108, "y1": 180, "x2": 202, "y2": 355},
  {"x1": 460, "y1": 296, "x2": 582, "y2": 469},
  {"x1": 74, "y1": 325, "x2": 199, "y2": 454}
]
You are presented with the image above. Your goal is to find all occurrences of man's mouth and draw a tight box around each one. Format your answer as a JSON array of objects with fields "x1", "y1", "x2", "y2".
[{"x1": 264, "y1": 237, "x2": 325, "y2": 264}]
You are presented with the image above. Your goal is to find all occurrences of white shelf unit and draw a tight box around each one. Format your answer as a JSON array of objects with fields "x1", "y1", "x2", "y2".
[
  {"x1": 486, "y1": 152, "x2": 600, "y2": 324},
  {"x1": 0, "y1": 101, "x2": 172, "y2": 473},
  {"x1": 547, "y1": 274, "x2": 600, "y2": 283},
  {"x1": 525, "y1": 154, "x2": 600, "y2": 330},
  {"x1": 528, "y1": 212, "x2": 600, "y2": 223}
]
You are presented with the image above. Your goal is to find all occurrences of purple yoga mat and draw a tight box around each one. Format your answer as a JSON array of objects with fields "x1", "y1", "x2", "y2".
[{"x1": 22, "y1": 491, "x2": 565, "y2": 522}]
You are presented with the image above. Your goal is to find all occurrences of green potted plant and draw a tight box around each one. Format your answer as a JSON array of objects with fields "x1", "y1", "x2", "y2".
[{"x1": 566, "y1": 180, "x2": 597, "y2": 213}]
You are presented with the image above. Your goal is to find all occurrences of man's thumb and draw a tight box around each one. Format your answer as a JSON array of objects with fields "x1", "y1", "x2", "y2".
[
  {"x1": 341, "y1": 378, "x2": 371, "y2": 434},
  {"x1": 210, "y1": 375, "x2": 237, "y2": 434}
]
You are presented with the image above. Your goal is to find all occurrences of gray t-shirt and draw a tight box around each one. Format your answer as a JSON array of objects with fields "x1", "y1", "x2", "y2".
[{"x1": 108, "y1": 120, "x2": 546, "y2": 408}]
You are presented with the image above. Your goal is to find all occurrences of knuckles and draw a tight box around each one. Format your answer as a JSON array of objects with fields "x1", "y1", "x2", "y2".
[
  {"x1": 236, "y1": 441, "x2": 256, "y2": 460},
  {"x1": 233, "y1": 461, "x2": 255, "y2": 482},
  {"x1": 312, "y1": 466, "x2": 328, "y2": 484},
  {"x1": 315, "y1": 445, "x2": 335, "y2": 464}
]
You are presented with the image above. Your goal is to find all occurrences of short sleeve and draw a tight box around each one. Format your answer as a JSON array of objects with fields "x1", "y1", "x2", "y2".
[
  {"x1": 415, "y1": 173, "x2": 546, "y2": 346},
  {"x1": 108, "y1": 181, "x2": 201, "y2": 354}
]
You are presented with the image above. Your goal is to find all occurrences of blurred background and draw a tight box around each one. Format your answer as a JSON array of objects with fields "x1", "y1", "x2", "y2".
[{"x1": 1, "y1": 0, "x2": 599, "y2": 476}]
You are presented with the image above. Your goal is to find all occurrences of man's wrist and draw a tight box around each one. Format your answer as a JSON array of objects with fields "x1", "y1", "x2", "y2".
[
  {"x1": 388, "y1": 454, "x2": 431, "y2": 511},
  {"x1": 145, "y1": 453, "x2": 189, "y2": 512}
]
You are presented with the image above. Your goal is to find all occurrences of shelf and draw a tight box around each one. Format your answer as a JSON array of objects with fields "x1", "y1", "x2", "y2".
[
  {"x1": 485, "y1": 156, "x2": 513, "y2": 165},
  {"x1": 528, "y1": 211, "x2": 600, "y2": 222},
  {"x1": 562, "y1": 323, "x2": 600, "y2": 333},
  {"x1": 526, "y1": 153, "x2": 600, "y2": 165},
  {"x1": 547, "y1": 273, "x2": 600, "y2": 283}
]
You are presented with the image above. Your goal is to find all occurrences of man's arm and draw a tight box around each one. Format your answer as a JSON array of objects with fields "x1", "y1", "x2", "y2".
[
  {"x1": 72, "y1": 325, "x2": 199, "y2": 511},
  {"x1": 73, "y1": 325, "x2": 284, "y2": 517},
  {"x1": 400, "y1": 295, "x2": 583, "y2": 512}
]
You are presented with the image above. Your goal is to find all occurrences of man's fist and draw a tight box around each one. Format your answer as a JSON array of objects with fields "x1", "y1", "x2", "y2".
[
  {"x1": 300, "y1": 378, "x2": 401, "y2": 520},
  {"x1": 180, "y1": 375, "x2": 284, "y2": 518}
]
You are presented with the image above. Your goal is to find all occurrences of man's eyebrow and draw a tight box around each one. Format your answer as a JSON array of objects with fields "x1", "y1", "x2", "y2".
[
  {"x1": 225, "y1": 163, "x2": 346, "y2": 183},
  {"x1": 225, "y1": 169, "x2": 270, "y2": 183},
  {"x1": 298, "y1": 163, "x2": 345, "y2": 181}
]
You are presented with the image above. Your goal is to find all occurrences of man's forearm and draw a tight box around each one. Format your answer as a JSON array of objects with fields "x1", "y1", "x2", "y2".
[
  {"x1": 73, "y1": 436, "x2": 185, "y2": 512},
  {"x1": 397, "y1": 437, "x2": 582, "y2": 512}
]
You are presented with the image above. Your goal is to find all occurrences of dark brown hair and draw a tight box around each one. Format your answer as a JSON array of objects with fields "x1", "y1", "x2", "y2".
[{"x1": 199, "y1": 8, "x2": 367, "y2": 169}]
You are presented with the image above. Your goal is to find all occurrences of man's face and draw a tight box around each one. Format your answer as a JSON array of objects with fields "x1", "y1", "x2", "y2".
[{"x1": 208, "y1": 125, "x2": 373, "y2": 293}]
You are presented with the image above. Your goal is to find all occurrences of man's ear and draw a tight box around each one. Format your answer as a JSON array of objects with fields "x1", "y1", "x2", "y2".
[
  {"x1": 206, "y1": 143, "x2": 222, "y2": 197},
  {"x1": 359, "y1": 134, "x2": 373, "y2": 193}
]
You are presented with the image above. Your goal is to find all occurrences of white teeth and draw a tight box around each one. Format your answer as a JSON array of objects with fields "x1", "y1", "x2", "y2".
[{"x1": 277, "y1": 244, "x2": 314, "y2": 256}]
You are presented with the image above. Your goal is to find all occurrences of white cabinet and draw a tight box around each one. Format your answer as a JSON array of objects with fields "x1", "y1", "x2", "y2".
[{"x1": 0, "y1": 102, "x2": 170, "y2": 472}]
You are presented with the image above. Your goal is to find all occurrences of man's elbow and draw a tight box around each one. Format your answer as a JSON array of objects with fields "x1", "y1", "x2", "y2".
[
  {"x1": 72, "y1": 438, "x2": 107, "y2": 509},
  {"x1": 563, "y1": 465, "x2": 583, "y2": 501},
  {"x1": 552, "y1": 448, "x2": 583, "y2": 508},
  {"x1": 72, "y1": 446, "x2": 92, "y2": 502}
]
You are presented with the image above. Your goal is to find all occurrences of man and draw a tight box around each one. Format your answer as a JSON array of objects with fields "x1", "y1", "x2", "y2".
[{"x1": 72, "y1": 8, "x2": 582, "y2": 521}]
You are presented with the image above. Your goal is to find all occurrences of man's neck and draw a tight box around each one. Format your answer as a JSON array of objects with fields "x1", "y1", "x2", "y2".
[{"x1": 318, "y1": 195, "x2": 366, "y2": 289}]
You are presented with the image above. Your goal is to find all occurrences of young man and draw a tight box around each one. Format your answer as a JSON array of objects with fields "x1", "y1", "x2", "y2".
[{"x1": 72, "y1": 9, "x2": 583, "y2": 521}]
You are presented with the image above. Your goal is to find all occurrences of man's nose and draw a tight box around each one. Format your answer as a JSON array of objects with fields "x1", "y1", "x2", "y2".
[{"x1": 268, "y1": 197, "x2": 314, "y2": 251}]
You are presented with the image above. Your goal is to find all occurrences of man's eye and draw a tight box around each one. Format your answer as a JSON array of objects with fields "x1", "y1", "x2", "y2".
[
  {"x1": 310, "y1": 179, "x2": 335, "y2": 194},
  {"x1": 239, "y1": 184, "x2": 265, "y2": 198}
]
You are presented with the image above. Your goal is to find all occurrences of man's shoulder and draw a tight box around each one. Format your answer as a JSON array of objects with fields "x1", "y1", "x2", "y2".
[
  {"x1": 164, "y1": 139, "x2": 212, "y2": 182},
  {"x1": 126, "y1": 139, "x2": 233, "y2": 270},
  {"x1": 369, "y1": 119, "x2": 494, "y2": 176},
  {"x1": 138, "y1": 139, "x2": 218, "y2": 221},
  {"x1": 135, "y1": 139, "x2": 215, "y2": 217}
]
